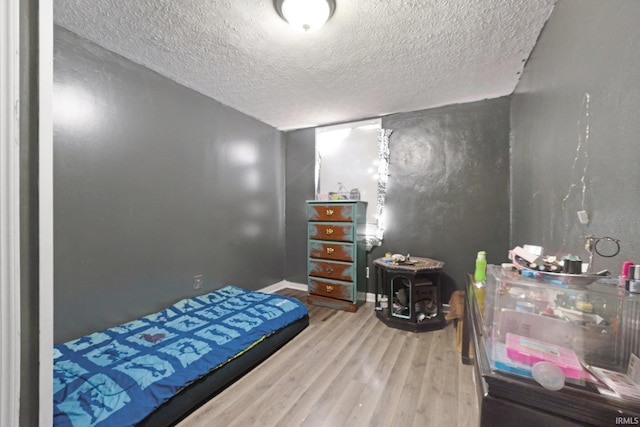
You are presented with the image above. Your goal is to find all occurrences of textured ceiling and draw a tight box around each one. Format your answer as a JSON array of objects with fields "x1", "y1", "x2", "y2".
[{"x1": 54, "y1": 0, "x2": 556, "y2": 131}]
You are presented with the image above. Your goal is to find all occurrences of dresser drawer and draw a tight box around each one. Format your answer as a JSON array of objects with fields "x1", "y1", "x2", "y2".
[
  {"x1": 308, "y1": 223, "x2": 354, "y2": 242},
  {"x1": 307, "y1": 204, "x2": 355, "y2": 222},
  {"x1": 308, "y1": 259, "x2": 354, "y2": 282},
  {"x1": 308, "y1": 278, "x2": 353, "y2": 301},
  {"x1": 308, "y1": 241, "x2": 354, "y2": 262},
  {"x1": 306, "y1": 200, "x2": 366, "y2": 312}
]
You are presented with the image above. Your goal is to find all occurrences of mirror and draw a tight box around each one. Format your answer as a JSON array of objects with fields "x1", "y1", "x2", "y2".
[{"x1": 315, "y1": 119, "x2": 392, "y2": 248}]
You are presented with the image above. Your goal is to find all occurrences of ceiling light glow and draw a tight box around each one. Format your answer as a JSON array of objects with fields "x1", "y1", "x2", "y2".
[{"x1": 275, "y1": 0, "x2": 336, "y2": 33}]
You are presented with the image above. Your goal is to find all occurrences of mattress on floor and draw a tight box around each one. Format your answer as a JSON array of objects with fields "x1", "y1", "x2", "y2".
[{"x1": 53, "y1": 285, "x2": 309, "y2": 427}]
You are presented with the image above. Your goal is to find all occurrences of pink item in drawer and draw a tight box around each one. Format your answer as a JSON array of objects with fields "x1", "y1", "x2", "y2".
[{"x1": 505, "y1": 333, "x2": 586, "y2": 380}]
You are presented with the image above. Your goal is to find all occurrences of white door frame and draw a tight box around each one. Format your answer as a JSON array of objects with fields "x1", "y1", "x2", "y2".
[
  {"x1": 39, "y1": 0, "x2": 55, "y2": 426},
  {"x1": 0, "y1": 0, "x2": 22, "y2": 425},
  {"x1": 2, "y1": 1, "x2": 55, "y2": 425}
]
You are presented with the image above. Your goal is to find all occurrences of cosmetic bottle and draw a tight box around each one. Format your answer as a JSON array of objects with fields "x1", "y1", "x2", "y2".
[
  {"x1": 474, "y1": 251, "x2": 487, "y2": 313},
  {"x1": 629, "y1": 265, "x2": 640, "y2": 294},
  {"x1": 621, "y1": 261, "x2": 635, "y2": 291},
  {"x1": 474, "y1": 251, "x2": 487, "y2": 284}
]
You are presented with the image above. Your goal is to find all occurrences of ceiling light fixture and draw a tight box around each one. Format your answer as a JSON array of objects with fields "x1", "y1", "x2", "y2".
[{"x1": 274, "y1": 0, "x2": 336, "y2": 33}]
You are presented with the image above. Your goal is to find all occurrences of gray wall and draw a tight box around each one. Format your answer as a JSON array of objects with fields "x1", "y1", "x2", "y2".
[
  {"x1": 54, "y1": 27, "x2": 285, "y2": 343},
  {"x1": 285, "y1": 98, "x2": 511, "y2": 302},
  {"x1": 380, "y1": 99, "x2": 511, "y2": 301},
  {"x1": 511, "y1": 0, "x2": 640, "y2": 273},
  {"x1": 284, "y1": 128, "x2": 316, "y2": 283}
]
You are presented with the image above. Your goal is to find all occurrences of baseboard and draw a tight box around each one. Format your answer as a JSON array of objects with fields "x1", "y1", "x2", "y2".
[
  {"x1": 262, "y1": 280, "x2": 379, "y2": 304},
  {"x1": 365, "y1": 292, "x2": 377, "y2": 303},
  {"x1": 260, "y1": 280, "x2": 308, "y2": 294}
]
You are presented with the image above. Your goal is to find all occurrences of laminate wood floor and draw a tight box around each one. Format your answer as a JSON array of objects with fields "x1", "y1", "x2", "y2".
[{"x1": 179, "y1": 289, "x2": 479, "y2": 427}]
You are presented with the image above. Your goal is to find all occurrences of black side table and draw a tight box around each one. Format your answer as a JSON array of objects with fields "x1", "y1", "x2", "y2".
[{"x1": 374, "y1": 257, "x2": 445, "y2": 332}]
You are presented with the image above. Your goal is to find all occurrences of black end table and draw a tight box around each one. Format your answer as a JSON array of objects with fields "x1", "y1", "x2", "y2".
[{"x1": 374, "y1": 257, "x2": 445, "y2": 332}]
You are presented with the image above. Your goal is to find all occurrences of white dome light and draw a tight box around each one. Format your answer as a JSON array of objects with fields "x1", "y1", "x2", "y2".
[{"x1": 275, "y1": 0, "x2": 336, "y2": 33}]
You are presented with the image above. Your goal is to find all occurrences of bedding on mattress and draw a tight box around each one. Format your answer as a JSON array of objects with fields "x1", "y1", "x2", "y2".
[{"x1": 53, "y1": 286, "x2": 308, "y2": 426}]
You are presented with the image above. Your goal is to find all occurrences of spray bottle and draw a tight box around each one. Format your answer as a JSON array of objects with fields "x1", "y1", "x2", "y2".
[{"x1": 474, "y1": 251, "x2": 487, "y2": 313}]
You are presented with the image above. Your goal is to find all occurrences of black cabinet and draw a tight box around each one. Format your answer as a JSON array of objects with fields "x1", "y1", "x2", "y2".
[{"x1": 373, "y1": 257, "x2": 445, "y2": 332}]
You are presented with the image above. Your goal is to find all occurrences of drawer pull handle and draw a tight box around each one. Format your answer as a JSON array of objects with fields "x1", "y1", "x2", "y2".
[
  {"x1": 326, "y1": 209, "x2": 334, "y2": 216},
  {"x1": 326, "y1": 267, "x2": 334, "y2": 274},
  {"x1": 326, "y1": 285, "x2": 333, "y2": 293},
  {"x1": 326, "y1": 247, "x2": 335, "y2": 254},
  {"x1": 326, "y1": 228, "x2": 334, "y2": 235}
]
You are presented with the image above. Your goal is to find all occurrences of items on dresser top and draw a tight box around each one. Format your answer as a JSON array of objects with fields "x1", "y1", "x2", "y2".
[
  {"x1": 378, "y1": 254, "x2": 445, "y2": 269},
  {"x1": 306, "y1": 200, "x2": 367, "y2": 312}
]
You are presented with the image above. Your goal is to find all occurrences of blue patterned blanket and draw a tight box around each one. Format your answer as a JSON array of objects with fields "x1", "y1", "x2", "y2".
[{"x1": 53, "y1": 286, "x2": 308, "y2": 426}]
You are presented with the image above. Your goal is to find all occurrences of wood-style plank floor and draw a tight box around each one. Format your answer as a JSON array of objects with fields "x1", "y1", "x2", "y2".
[{"x1": 179, "y1": 289, "x2": 479, "y2": 427}]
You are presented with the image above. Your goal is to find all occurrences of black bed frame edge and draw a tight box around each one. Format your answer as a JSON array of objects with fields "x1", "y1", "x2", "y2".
[{"x1": 136, "y1": 314, "x2": 310, "y2": 427}]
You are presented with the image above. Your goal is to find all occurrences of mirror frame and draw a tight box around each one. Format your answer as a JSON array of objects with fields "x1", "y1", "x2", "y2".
[
  {"x1": 371, "y1": 127, "x2": 392, "y2": 248},
  {"x1": 315, "y1": 120, "x2": 392, "y2": 249}
]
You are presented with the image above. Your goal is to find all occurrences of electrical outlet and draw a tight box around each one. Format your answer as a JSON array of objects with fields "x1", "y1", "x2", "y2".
[{"x1": 193, "y1": 275, "x2": 203, "y2": 290}]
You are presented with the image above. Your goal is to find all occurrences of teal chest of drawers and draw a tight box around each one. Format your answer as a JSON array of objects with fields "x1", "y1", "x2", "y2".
[{"x1": 307, "y1": 200, "x2": 367, "y2": 312}]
